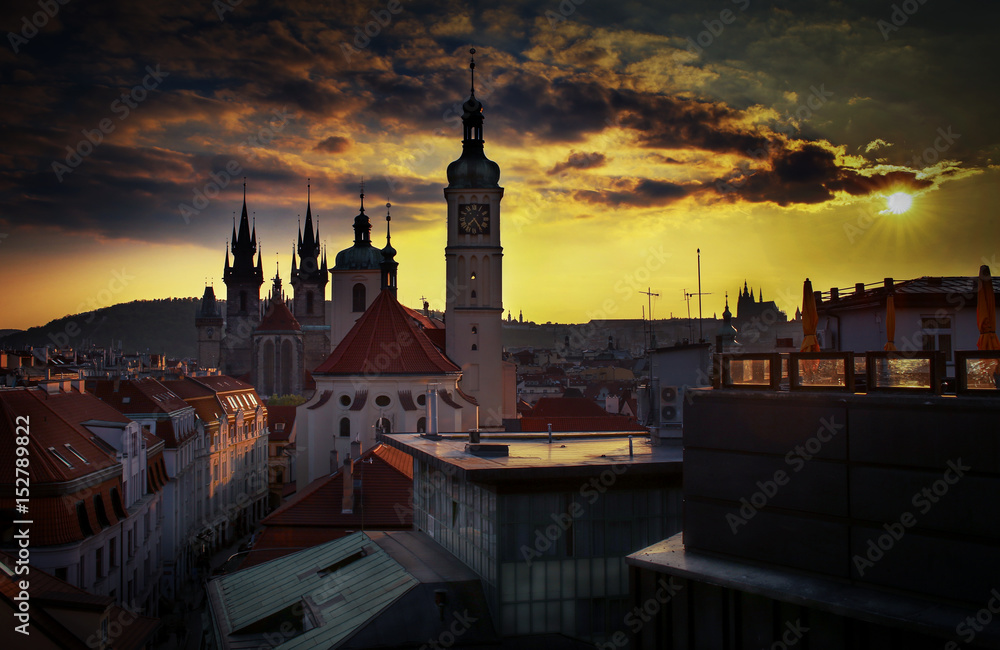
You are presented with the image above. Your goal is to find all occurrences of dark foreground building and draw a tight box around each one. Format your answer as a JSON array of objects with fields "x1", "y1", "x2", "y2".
[{"x1": 626, "y1": 387, "x2": 1000, "y2": 649}]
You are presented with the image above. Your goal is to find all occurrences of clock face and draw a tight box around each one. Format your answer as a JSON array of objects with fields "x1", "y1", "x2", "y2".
[
  {"x1": 207, "y1": 327, "x2": 214, "y2": 338},
  {"x1": 458, "y1": 203, "x2": 490, "y2": 235}
]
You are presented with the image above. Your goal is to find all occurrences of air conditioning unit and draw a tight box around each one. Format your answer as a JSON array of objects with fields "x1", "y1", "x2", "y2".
[{"x1": 660, "y1": 386, "x2": 681, "y2": 424}]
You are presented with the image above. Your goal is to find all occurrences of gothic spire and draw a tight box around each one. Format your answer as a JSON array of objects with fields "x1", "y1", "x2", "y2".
[{"x1": 380, "y1": 202, "x2": 398, "y2": 294}]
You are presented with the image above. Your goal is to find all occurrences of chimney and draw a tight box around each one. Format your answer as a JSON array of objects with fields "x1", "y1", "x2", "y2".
[
  {"x1": 427, "y1": 385, "x2": 439, "y2": 436},
  {"x1": 884, "y1": 277, "x2": 894, "y2": 291},
  {"x1": 813, "y1": 290, "x2": 822, "y2": 306},
  {"x1": 829, "y1": 287, "x2": 839, "y2": 301},
  {"x1": 351, "y1": 438, "x2": 361, "y2": 462},
  {"x1": 330, "y1": 449, "x2": 339, "y2": 475},
  {"x1": 855, "y1": 282, "x2": 865, "y2": 295},
  {"x1": 341, "y1": 455, "x2": 354, "y2": 514}
]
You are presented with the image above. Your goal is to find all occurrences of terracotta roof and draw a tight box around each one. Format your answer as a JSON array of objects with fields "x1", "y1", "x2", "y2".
[
  {"x1": 0, "y1": 387, "x2": 122, "y2": 486},
  {"x1": 527, "y1": 397, "x2": 611, "y2": 419},
  {"x1": 243, "y1": 444, "x2": 413, "y2": 567},
  {"x1": 257, "y1": 298, "x2": 301, "y2": 332},
  {"x1": 267, "y1": 405, "x2": 297, "y2": 442},
  {"x1": 402, "y1": 305, "x2": 444, "y2": 330},
  {"x1": 0, "y1": 551, "x2": 158, "y2": 649},
  {"x1": 519, "y1": 415, "x2": 647, "y2": 432},
  {"x1": 314, "y1": 290, "x2": 460, "y2": 376},
  {"x1": 189, "y1": 375, "x2": 257, "y2": 394},
  {"x1": 87, "y1": 378, "x2": 191, "y2": 415}
]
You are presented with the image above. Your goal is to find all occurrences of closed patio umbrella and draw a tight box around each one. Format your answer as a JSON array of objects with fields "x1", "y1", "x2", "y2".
[
  {"x1": 977, "y1": 264, "x2": 1000, "y2": 351},
  {"x1": 884, "y1": 294, "x2": 897, "y2": 351},
  {"x1": 800, "y1": 278, "x2": 820, "y2": 352}
]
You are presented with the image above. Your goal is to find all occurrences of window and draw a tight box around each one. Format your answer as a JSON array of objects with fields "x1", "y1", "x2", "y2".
[
  {"x1": 353, "y1": 283, "x2": 366, "y2": 312},
  {"x1": 339, "y1": 394, "x2": 351, "y2": 407},
  {"x1": 471, "y1": 344, "x2": 478, "y2": 351},
  {"x1": 417, "y1": 417, "x2": 427, "y2": 433},
  {"x1": 54, "y1": 567, "x2": 68, "y2": 582},
  {"x1": 95, "y1": 547, "x2": 103, "y2": 580},
  {"x1": 375, "y1": 395, "x2": 391, "y2": 407},
  {"x1": 471, "y1": 326, "x2": 477, "y2": 334},
  {"x1": 417, "y1": 393, "x2": 426, "y2": 406},
  {"x1": 77, "y1": 502, "x2": 94, "y2": 537},
  {"x1": 65, "y1": 444, "x2": 89, "y2": 464},
  {"x1": 339, "y1": 417, "x2": 351, "y2": 438},
  {"x1": 109, "y1": 540, "x2": 117, "y2": 567},
  {"x1": 921, "y1": 316, "x2": 953, "y2": 361},
  {"x1": 94, "y1": 495, "x2": 110, "y2": 528},
  {"x1": 376, "y1": 417, "x2": 392, "y2": 434}
]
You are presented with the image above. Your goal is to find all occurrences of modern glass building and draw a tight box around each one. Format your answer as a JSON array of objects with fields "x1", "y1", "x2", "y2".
[{"x1": 384, "y1": 433, "x2": 683, "y2": 643}]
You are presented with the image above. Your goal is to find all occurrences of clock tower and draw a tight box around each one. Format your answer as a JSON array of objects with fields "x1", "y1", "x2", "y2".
[{"x1": 444, "y1": 49, "x2": 507, "y2": 427}]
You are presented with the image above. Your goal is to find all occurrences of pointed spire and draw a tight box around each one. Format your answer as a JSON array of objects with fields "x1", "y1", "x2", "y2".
[
  {"x1": 291, "y1": 245, "x2": 298, "y2": 277},
  {"x1": 231, "y1": 216, "x2": 237, "y2": 253},
  {"x1": 380, "y1": 202, "x2": 398, "y2": 294},
  {"x1": 251, "y1": 215, "x2": 257, "y2": 251},
  {"x1": 469, "y1": 47, "x2": 476, "y2": 97},
  {"x1": 297, "y1": 216, "x2": 302, "y2": 249},
  {"x1": 224, "y1": 241, "x2": 231, "y2": 275}
]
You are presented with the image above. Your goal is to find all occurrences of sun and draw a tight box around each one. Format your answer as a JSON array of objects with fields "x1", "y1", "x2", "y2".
[{"x1": 886, "y1": 192, "x2": 913, "y2": 214}]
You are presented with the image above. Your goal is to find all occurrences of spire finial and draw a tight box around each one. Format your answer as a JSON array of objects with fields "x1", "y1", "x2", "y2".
[
  {"x1": 359, "y1": 178, "x2": 366, "y2": 211},
  {"x1": 385, "y1": 202, "x2": 392, "y2": 241},
  {"x1": 469, "y1": 47, "x2": 476, "y2": 95},
  {"x1": 243, "y1": 177, "x2": 246, "y2": 200}
]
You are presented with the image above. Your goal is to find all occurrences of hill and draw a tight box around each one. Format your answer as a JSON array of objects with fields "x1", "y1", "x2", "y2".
[{"x1": 0, "y1": 298, "x2": 200, "y2": 358}]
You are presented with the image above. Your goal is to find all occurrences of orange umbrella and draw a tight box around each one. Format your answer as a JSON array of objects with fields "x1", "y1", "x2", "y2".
[
  {"x1": 884, "y1": 294, "x2": 897, "y2": 351},
  {"x1": 977, "y1": 264, "x2": 1000, "y2": 350},
  {"x1": 800, "y1": 278, "x2": 821, "y2": 352}
]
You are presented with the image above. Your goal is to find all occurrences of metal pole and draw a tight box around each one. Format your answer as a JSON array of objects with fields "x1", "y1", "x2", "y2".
[{"x1": 697, "y1": 248, "x2": 703, "y2": 342}]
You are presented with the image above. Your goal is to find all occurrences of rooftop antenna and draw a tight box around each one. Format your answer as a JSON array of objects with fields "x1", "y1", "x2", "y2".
[{"x1": 697, "y1": 248, "x2": 703, "y2": 341}]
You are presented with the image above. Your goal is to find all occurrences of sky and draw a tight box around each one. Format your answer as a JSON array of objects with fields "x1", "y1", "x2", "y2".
[{"x1": 1, "y1": 0, "x2": 998, "y2": 331}]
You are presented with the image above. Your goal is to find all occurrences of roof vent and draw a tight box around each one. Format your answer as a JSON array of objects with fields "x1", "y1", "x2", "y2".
[{"x1": 465, "y1": 443, "x2": 509, "y2": 457}]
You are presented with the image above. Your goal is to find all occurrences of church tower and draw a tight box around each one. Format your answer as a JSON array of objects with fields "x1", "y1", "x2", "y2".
[
  {"x1": 195, "y1": 285, "x2": 223, "y2": 370},
  {"x1": 330, "y1": 189, "x2": 383, "y2": 349},
  {"x1": 223, "y1": 183, "x2": 264, "y2": 377},
  {"x1": 444, "y1": 49, "x2": 507, "y2": 427},
  {"x1": 289, "y1": 183, "x2": 331, "y2": 372}
]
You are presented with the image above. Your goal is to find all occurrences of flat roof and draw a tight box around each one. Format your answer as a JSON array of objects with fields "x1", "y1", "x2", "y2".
[
  {"x1": 379, "y1": 432, "x2": 682, "y2": 484},
  {"x1": 627, "y1": 534, "x2": 999, "y2": 644}
]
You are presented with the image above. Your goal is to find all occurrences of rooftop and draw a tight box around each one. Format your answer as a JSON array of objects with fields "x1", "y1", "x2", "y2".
[{"x1": 379, "y1": 432, "x2": 681, "y2": 483}]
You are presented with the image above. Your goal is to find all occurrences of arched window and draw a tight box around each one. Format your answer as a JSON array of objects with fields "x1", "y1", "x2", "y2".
[
  {"x1": 339, "y1": 417, "x2": 351, "y2": 438},
  {"x1": 352, "y1": 283, "x2": 366, "y2": 312},
  {"x1": 417, "y1": 417, "x2": 427, "y2": 433},
  {"x1": 275, "y1": 467, "x2": 284, "y2": 483},
  {"x1": 306, "y1": 291, "x2": 314, "y2": 314},
  {"x1": 471, "y1": 344, "x2": 478, "y2": 351},
  {"x1": 376, "y1": 417, "x2": 392, "y2": 434}
]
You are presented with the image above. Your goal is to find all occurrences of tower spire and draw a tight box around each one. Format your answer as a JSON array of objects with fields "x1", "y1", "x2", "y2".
[
  {"x1": 380, "y1": 201, "x2": 398, "y2": 294},
  {"x1": 469, "y1": 47, "x2": 476, "y2": 96}
]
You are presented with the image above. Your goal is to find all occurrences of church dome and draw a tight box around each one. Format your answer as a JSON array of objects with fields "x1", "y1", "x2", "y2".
[
  {"x1": 333, "y1": 197, "x2": 384, "y2": 271},
  {"x1": 334, "y1": 243, "x2": 382, "y2": 270},
  {"x1": 446, "y1": 149, "x2": 501, "y2": 189}
]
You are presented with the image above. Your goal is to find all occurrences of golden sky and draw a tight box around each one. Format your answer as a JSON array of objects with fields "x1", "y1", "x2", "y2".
[{"x1": 1, "y1": 0, "x2": 998, "y2": 331}]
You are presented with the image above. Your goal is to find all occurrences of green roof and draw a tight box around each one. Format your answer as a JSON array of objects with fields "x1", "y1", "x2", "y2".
[{"x1": 210, "y1": 532, "x2": 418, "y2": 649}]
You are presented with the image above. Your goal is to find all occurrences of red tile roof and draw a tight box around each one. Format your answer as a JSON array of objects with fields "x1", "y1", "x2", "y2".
[
  {"x1": 267, "y1": 405, "x2": 297, "y2": 442},
  {"x1": 0, "y1": 387, "x2": 122, "y2": 486},
  {"x1": 519, "y1": 415, "x2": 647, "y2": 432},
  {"x1": 0, "y1": 551, "x2": 159, "y2": 649},
  {"x1": 314, "y1": 289, "x2": 460, "y2": 375},
  {"x1": 87, "y1": 378, "x2": 192, "y2": 415},
  {"x1": 257, "y1": 298, "x2": 301, "y2": 332},
  {"x1": 526, "y1": 397, "x2": 612, "y2": 419},
  {"x1": 241, "y1": 443, "x2": 413, "y2": 568}
]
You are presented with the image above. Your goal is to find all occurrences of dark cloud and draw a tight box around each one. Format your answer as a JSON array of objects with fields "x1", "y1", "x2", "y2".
[
  {"x1": 314, "y1": 135, "x2": 351, "y2": 153},
  {"x1": 713, "y1": 143, "x2": 934, "y2": 206},
  {"x1": 574, "y1": 178, "x2": 692, "y2": 208},
  {"x1": 548, "y1": 151, "x2": 607, "y2": 175}
]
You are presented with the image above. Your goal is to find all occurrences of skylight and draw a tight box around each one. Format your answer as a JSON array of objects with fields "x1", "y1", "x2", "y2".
[
  {"x1": 49, "y1": 447, "x2": 74, "y2": 468},
  {"x1": 65, "y1": 444, "x2": 89, "y2": 464}
]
